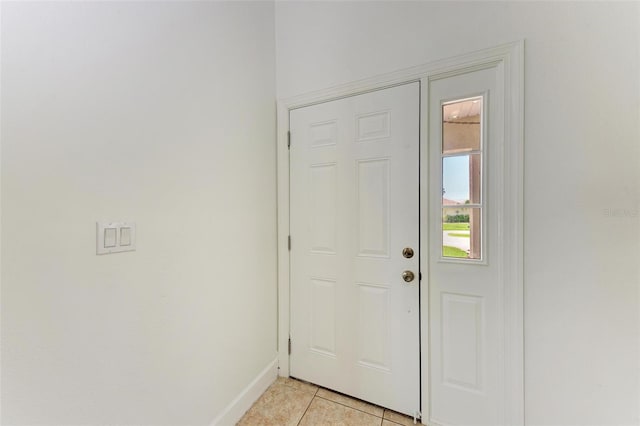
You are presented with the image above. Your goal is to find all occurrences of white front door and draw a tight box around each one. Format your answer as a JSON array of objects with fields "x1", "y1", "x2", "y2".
[{"x1": 289, "y1": 82, "x2": 420, "y2": 416}]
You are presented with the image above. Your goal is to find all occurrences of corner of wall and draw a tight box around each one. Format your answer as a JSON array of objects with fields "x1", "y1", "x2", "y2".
[{"x1": 210, "y1": 356, "x2": 278, "y2": 426}]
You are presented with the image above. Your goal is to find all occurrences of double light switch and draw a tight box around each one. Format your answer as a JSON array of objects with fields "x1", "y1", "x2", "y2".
[{"x1": 97, "y1": 222, "x2": 136, "y2": 254}]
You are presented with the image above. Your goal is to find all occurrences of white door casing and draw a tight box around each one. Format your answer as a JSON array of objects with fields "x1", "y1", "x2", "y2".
[
  {"x1": 277, "y1": 42, "x2": 524, "y2": 426},
  {"x1": 289, "y1": 83, "x2": 420, "y2": 416}
]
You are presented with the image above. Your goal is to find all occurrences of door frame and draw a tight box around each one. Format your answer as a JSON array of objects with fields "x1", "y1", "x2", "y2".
[{"x1": 276, "y1": 41, "x2": 524, "y2": 425}]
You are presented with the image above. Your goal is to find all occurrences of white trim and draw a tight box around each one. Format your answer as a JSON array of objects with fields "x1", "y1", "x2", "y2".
[
  {"x1": 0, "y1": 3, "x2": 4, "y2": 422},
  {"x1": 419, "y1": 79, "x2": 430, "y2": 426},
  {"x1": 276, "y1": 102, "x2": 291, "y2": 377},
  {"x1": 210, "y1": 357, "x2": 278, "y2": 426},
  {"x1": 500, "y1": 39, "x2": 525, "y2": 426},
  {"x1": 277, "y1": 41, "x2": 524, "y2": 425}
]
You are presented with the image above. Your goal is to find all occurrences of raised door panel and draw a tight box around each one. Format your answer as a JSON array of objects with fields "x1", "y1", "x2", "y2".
[{"x1": 357, "y1": 159, "x2": 390, "y2": 258}]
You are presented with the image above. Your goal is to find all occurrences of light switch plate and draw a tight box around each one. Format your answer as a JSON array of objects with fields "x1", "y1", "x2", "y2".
[{"x1": 97, "y1": 222, "x2": 136, "y2": 255}]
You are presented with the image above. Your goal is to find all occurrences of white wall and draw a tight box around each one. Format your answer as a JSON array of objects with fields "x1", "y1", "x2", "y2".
[
  {"x1": 1, "y1": 2, "x2": 276, "y2": 425},
  {"x1": 275, "y1": 2, "x2": 639, "y2": 425}
]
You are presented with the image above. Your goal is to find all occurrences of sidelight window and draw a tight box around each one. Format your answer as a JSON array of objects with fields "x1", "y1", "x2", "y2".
[{"x1": 441, "y1": 96, "x2": 483, "y2": 260}]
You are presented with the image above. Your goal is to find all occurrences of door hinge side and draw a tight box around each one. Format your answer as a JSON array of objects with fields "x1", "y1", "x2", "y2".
[
  {"x1": 288, "y1": 235, "x2": 291, "y2": 251},
  {"x1": 288, "y1": 337, "x2": 292, "y2": 355},
  {"x1": 287, "y1": 131, "x2": 291, "y2": 149}
]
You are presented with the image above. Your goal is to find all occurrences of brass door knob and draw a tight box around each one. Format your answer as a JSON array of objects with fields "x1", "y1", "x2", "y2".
[{"x1": 402, "y1": 270, "x2": 415, "y2": 283}]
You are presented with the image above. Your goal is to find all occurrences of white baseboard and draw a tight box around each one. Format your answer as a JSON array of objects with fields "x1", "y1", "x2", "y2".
[{"x1": 210, "y1": 357, "x2": 278, "y2": 426}]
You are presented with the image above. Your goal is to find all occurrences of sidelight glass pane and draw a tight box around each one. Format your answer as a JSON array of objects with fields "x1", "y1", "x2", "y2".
[
  {"x1": 442, "y1": 97, "x2": 482, "y2": 154},
  {"x1": 442, "y1": 207, "x2": 481, "y2": 260},
  {"x1": 441, "y1": 95, "x2": 483, "y2": 261},
  {"x1": 442, "y1": 154, "x2": 481, "y2": 205}
]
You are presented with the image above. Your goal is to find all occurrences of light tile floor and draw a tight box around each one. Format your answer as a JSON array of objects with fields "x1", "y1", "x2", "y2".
[{"x1": 237, "y1": 377, "x2": 417, "y2": 426}]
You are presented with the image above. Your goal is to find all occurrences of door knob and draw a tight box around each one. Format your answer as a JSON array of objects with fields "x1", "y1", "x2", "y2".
[{"x1": 402, "y1": 270, "x2": 415, "y2": 283}]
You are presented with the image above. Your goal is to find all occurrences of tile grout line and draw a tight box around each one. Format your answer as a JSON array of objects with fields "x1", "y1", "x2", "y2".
[
  {"x1": 277, "y1": 381, "x2": 318, "y2": 396},
  {"x1": 314, "y1": 394, "x2": 384, "y2": 419},
  {"x1": 278, "y1": 378, "x2": 319, "y2": 394},
  {"x1": 295, "y1": 386, "x2": 318, "y2": 426},
  {"x1": 381, "y1": 410, "x2": 411, "y2": 426}
]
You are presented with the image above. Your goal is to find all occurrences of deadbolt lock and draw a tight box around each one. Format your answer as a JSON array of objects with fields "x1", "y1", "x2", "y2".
[{"x1": 402, "y1": 247, "x2": 414, "y2": 258}]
